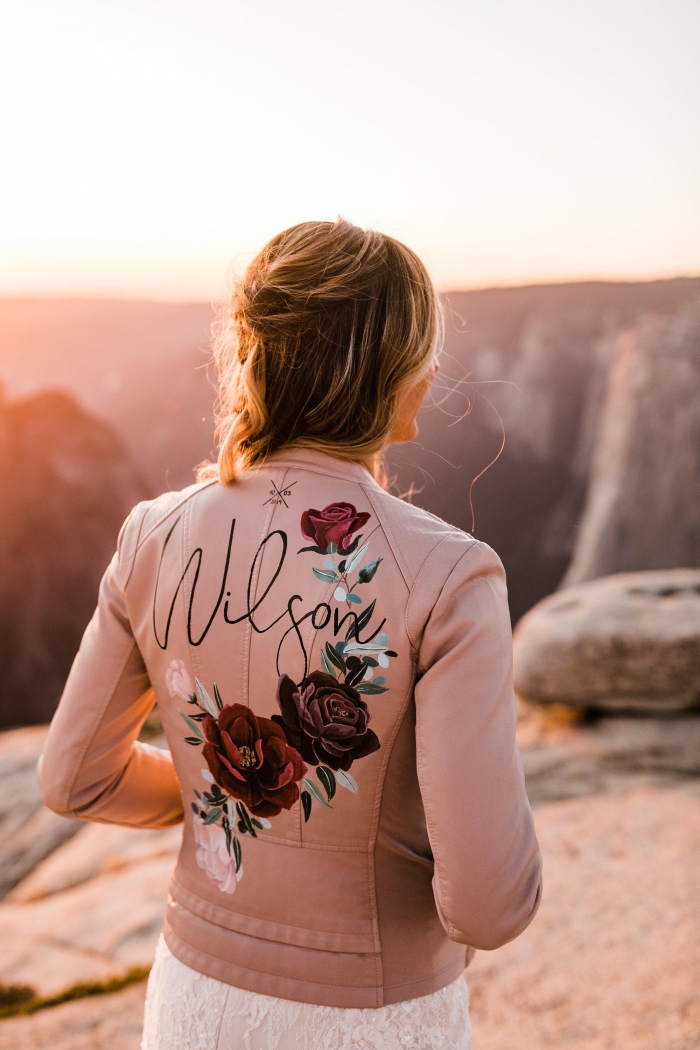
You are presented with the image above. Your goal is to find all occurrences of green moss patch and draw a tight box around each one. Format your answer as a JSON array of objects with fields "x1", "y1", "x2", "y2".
[{"x1": 0, "y1": 967, "x2": 150, "y2": 1020}]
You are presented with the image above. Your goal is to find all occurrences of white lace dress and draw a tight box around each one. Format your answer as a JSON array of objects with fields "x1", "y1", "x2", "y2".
[{"x1": 142, "y1": 936, "x2": 471, "y2": 1050}]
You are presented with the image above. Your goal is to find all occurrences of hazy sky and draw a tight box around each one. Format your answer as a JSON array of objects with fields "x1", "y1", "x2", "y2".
[{"x1": 1, "y1": 0, "x2": 699, "y2": 298}]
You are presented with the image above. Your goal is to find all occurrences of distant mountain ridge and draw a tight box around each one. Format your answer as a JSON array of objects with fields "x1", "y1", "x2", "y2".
[{"x1": 0, "y1": 298, "x2": 215, "y2": 491}]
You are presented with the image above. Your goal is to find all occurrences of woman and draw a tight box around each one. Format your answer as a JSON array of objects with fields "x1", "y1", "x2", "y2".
[{"x1": 39, "y1": 220, "x2": 541, "y2": 1049}]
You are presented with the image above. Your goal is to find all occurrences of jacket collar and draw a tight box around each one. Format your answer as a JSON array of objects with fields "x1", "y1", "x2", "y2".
[{"x1": 261, "y1": 447, "x2": 381, "y2": 488}]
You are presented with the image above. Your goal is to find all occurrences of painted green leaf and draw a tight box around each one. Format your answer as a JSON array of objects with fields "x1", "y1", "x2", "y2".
[
  {"x1": 313, "y1": 567, "x2": 340, "y2": 584},
  {"x1": 345, "y1": 664, "x2": 366, "y2": 688},
  {"x1": 236, "y1": 801, "x2": 257, "y2": 836},
  {"x1": 325, "y1": 642, "x2": 346, "y2": 673},
  {"x1": 179, "y1": 711, "x2": 204, "y2": 739},
  {"x1": 213, "y1": 682, "x2": 224, "y2": 711},
  {"x1": 345, "y1": 598, "x2": 376, "y2": 641},
  {"x1": 335, "y1": 770, "x2": 359, "y2": 794},
  {"x1": 346, "y1": 593, "x2": 362, "y2": 604},
  {"x1": 233, "y1": 836, "x2": 242, "y2": 872},
  {"x1": 344, "y1": 642, "x2": 391, "y2": 657},
  {"x1": 184, "y1": 736, "x2": 202, "y2": 745},
  {"x1": 190, "y1": 801, "x2": 198, "y2": 814},
  {"x1": 301, "y1": 790, "x2": 312, "y2": 822},
  {"x1": 338, "y1": 533, "x2": 362, "y2": 556},
  {"x1": 358, "y1": 558, "x2": 383, "y2": 583},
  {"x1": 373, "y1": 675, "x2": 387, "y2": 686},
  {"x1": 362, "y1": 657, "x2": 379, "y2": 667},
  {"x1": 355, "y1": 683, "x2": 389, "y2": 695},
  {"x1": 316, "y1": 765, "x2": 337, "y2": 801},
  {"x1": 302, "y1": 777, "x2": 333, "y2": 809},
  {"x1": 195, "y1": 678, "x2": 219, "y2": 718},
  {"x1": 225, "y1": 824, "x2": 232, "y2": 855},
  {"x1": 203, "y1": 807, "x2": 223, "y2": 824},
  {"x1": 320, "y1": 650, "x2": 337, "y2": 678},
  {"x1": 327, "y1": 541, "x2": 338, "y2": 554},
  {"x1": 344, "y1": 541, "x2": 370, "y2": 574}
]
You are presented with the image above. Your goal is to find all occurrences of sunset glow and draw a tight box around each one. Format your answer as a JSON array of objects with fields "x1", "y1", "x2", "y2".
[{"x1": 1, "y1": 0, "x2": 699, "y2": 298}]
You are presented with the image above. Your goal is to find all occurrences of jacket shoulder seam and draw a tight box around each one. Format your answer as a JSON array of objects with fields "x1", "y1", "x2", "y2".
[
  {"x1": 406, "y1": 537, "x2": 480, "y2": 653},
  {"x1": 123, "y1": 481, "x2": 217, "y2": 589},
  {"x1": 360, "y1": 484, "x2": 414, "y2": 593},
  {"x1": 413, "y1": 541, "x2": 484, "y2": 672}
]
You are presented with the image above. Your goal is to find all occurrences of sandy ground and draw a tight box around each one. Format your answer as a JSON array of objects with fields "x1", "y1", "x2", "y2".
[{"x1": 468, "y1": 785, "x2": 700, "y2": 1050}]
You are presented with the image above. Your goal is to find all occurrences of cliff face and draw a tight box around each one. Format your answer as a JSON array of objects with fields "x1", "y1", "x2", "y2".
[
  {"x1": 564, "y1": 297, "x2": 700, "y2": 585},
  {"x1": 386, "y1": 278, "x2": 700, "y2": 620},
  {"x1": 0, "y1": 391, "x2": 148, "y2": 727}
]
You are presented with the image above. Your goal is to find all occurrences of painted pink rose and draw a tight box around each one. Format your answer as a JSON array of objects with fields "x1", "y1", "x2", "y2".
[
  {"x1": 166, "y1": 659, "x2": 194, "y2": 701},
  {"x1": 300, "y1": 502, "x2": 370, "y2": 552},
  {"x1": 193, "y1": 821, "x2": 242, "y2": 894}
]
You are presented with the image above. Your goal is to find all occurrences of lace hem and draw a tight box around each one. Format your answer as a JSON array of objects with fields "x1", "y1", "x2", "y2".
[{"x1": 142, "y1": 936, "x2": 471, "y2": 1050}]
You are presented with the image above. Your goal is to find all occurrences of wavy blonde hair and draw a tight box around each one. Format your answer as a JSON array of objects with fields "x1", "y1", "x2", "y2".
[{"x1": 198, "y1": 219, "x2": 441, "y2": 484}]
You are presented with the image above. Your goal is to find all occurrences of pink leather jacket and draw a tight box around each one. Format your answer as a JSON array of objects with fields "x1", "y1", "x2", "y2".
[{"x1": 39, "y1": 448, "x2": 542, "y2": 1008}]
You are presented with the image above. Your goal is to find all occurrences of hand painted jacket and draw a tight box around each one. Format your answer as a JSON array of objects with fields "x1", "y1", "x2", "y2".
[{"x1": 39, "y1": 448, "x2": 542, "y2": 1008}]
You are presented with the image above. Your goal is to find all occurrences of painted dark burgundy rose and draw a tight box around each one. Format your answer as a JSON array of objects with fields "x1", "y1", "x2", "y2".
[
  {"x1": 273, "y1": 671, "x2": 380, "y2": 772},
  {"x1": 300, "y1": 502, "x2": 370, "y2": 551},
  {"x1": 202, "y1": 704, "x2": 307, "y2": 818}
]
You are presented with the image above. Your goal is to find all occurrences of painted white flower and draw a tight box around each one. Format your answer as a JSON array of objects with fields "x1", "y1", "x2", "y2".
[
  {"x1": 363, "y1": 666, "x2": 373, "y2": 680},
  {"x1": 334, "y1": 586, "x2": 347, "y2": 602},
  {"x1": 378, "y1": 652, "x2": 390, "y2": 668},
  {"x1": 193, "y1": 821, "x2": 242, "y2": 894},
  {"x1": 165, "y1": 659, "x2": 194, "y2": 701}
]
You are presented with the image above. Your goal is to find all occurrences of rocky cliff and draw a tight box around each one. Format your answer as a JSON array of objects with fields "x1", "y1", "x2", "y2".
[
  {"x1": 386, "y1": 277, "x2": 700, "y2": 620},
  {"x1": 0, "y1": 391, "x2": 148, "y2": 727},
  {"x1": 564, "y1": 296, "x2": 700, "y2": 585}
]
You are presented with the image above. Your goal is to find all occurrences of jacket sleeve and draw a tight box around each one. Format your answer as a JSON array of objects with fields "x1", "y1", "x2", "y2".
[
  {"x1": 38, "y1": 509, "x2": 184, "y2": 829},
  {"x1": 413, "y1": 538, "x2": 542, "y2": 950}
]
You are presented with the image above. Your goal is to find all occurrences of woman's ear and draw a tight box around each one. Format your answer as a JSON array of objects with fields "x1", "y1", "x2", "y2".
[{"x1": 387, "y1": 364, "x2": 438, "y2": 445}]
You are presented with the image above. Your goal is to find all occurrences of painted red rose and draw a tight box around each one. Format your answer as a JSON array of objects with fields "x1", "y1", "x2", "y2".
[
  {"x1": 202, "y1": 704, "x2": 307, "y2": 818},
  {"x1": 273, "y1": 671, "x2": 380, "y2": 772},
  {"x1": 300, "y1": 502, "x2": 370, "y2": 552}
]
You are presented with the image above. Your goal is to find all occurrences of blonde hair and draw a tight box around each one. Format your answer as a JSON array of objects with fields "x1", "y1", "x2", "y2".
[{"x1": 199, "y1": 219, "x2": 441, "y2": 484}]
